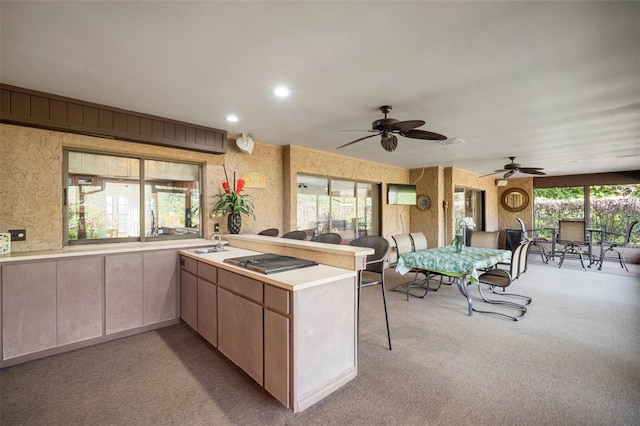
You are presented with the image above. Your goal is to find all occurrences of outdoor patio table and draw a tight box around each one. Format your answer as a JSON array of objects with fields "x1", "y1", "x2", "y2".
[{"x1": 396, "y1": 245, "x2": 512, "y2": 316}]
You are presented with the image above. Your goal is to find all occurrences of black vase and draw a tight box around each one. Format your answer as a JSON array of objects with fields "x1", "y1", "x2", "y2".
[{"x1": 228, "y1": 213, "x2": 242, "y2": 234}]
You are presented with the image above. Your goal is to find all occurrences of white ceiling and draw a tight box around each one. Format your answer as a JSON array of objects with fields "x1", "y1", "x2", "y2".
[{"x1": 1, "y1": 1, "x2": 639, "y2": 178}]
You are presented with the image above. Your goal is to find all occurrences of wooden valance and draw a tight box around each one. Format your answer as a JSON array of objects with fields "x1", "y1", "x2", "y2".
[{"x1": 0, "y1": 84, "x2": 226, "y2": 154}]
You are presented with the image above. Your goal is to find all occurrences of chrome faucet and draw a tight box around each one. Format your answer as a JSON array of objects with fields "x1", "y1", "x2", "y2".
[{"x1": 211, "y1": 234, "x2": 222, "y2": 249}]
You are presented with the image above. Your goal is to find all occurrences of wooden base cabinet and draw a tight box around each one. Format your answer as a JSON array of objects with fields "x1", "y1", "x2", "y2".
[
  {"x1": 178, "y1": 254, "x2": 358, "y2": 413},
  {"x1": 2, "y1": 262, "x2": 57, "y2": 359},
  {"x1": 143, "y1": 250, "x2": 178, "y2": 324},
  {"x1": 106, "y1": 253, "x2": 143, "y2": 334},
  {"x1": 180, "y1": 269, "x2": 198, "y2": 331},
  {"x1": 56, "y1": 257, "x2": 104, "y2": 346},
  {"x1": 2, "y1": 247, "x2": 183, "y2": 367},
  {"x1": 196, "y1": 260, "x2": 218, "y2": 346},
  {"x1": 264, "y1": 308, "x2": 289, "y2": 406},
  {"x1": 218, "y1": 287, "x2": 264, "y2": 384}
]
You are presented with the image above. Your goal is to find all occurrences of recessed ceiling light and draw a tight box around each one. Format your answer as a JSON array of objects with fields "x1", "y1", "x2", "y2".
[
  {"x1": 273, "y1": 86, "x2": 290, "y2": 98},
  {"x1": 226, "y1": 115, "x2": 238, "y2": 122}
]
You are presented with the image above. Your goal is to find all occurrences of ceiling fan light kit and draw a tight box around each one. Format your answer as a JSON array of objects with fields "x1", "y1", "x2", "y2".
[{"x1": 337, "y1": 105, "x2": 448, "y2": 152}]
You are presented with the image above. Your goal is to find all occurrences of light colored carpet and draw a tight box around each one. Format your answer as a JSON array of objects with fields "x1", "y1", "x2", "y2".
[{"x1": 2, "y1": 256, "x2": 639, "y2": 425}]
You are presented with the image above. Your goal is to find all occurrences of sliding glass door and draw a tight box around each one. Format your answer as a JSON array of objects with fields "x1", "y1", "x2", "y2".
[{"x1": 296, "y1": 175, "x2": 380, "y2": 244}]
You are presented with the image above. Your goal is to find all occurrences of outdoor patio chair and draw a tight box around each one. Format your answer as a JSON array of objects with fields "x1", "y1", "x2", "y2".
[
  {"x1": 310, "y1": 232, "x2": 342, "y2": 244},
  {"x1": 476, "y1": 240, "x2": 532, "y2": 321},
  {"x1": 517, "y1": 218, "x2": 550, "y2": 263},
  {"x1": 597, "y1": 220, "x2": 638, "y2": 271},
  {"x1": 281, "y1": 230, "x2": 307, "y2": 240},
  {"x1": 258, "y1": 228, "x2": 279, "y2": 237},
  {"x1": 557, "y1": 220, "x2": 588, "y2": 271},
  {"x1": 350, "y1": 235, "x2": 392, "y2": 350}
]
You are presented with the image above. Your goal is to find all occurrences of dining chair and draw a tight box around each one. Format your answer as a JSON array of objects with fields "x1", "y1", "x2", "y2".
[
  {"x1": 349, "y1": 235, "x2": 392, "y2": 350},
  {"x1": 516, "y1": 218, "x2": 549, "y2": 263},
  {"x1": 597, "y1": 220, "x2": 638, "y2": 271},
  {"x1": 409, "y1": 232, "x2": 428, "y2": 251},
  {"x1": 257, "y1": 228, "x2": 279, "y2": 237},
  {"x1": 310, "y1": 232, "x2": 342, "y2": 244},
  {"x1": 469, "y1": 231, "x2": 499, "y2": 249},
  {"x1": 557, "y1": 220, "x2": 588, "y2": 271},
  {"x1": 281, "y1": 230, "x2": 307, "y2": 240},
  {"x1": 475, "y1": 240, "x2": 532, "y2": 321}
]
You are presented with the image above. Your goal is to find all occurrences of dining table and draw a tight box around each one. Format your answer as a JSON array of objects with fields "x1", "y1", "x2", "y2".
[{"x1": 396, "y1": 245, "x2": 512, "y2": 316}]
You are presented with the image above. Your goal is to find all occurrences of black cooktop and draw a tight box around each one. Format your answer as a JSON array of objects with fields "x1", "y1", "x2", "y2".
[{"x1": 224, "y1": 253, "x2": 317, "y2": 274}]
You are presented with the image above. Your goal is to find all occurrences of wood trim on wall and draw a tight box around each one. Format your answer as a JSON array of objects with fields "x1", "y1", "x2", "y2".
[
  {"x1": 534, "y1": 171, "x2": 640, "y2": 188},
  {"x1": 0, "y1": 84, "x2": 226, "y2": 155}
]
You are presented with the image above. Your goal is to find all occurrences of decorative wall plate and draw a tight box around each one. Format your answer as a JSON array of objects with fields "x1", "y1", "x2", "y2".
[{"x1": 417, "y1": 194, "x2": 431, "y2": 210}]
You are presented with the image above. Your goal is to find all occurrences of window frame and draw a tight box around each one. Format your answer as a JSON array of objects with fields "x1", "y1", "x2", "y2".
[
  {"x1": 63, "y1": 148, "x2": 203, "y2": 246},
  {"x1": 296, "y1": 174, "x2": 381, "y2": 242}
]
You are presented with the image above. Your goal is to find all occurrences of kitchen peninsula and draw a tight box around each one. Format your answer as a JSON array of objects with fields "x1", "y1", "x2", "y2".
[
  {"x1": 179, "y1": 234, "x2": 373, "y2": 412},
  {"x1": 0, "y1": 235, "x2": 373, "y2": 413}
]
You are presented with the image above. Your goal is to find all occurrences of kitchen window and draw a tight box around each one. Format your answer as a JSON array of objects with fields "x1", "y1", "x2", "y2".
[{"x1": 64, "y1": 150, "x2": 202, "y2": 245}]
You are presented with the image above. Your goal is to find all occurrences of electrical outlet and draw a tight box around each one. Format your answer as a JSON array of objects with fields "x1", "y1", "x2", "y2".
[
  {"x1": 9, "y1": 229, "x2": 26, "y2": 241},
  {"x1": 214, "y1": 223, "x2": 220, "y2": 232}
]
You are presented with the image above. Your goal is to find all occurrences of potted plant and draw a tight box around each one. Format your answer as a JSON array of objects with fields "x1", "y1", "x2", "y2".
[{"x1": 210, "y1": 167, "x2": 254, "y2": 234}]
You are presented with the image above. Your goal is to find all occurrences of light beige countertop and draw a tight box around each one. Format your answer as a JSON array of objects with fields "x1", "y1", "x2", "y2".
[
  {"x1": 180, "y1": 245, "x2": 356, "y2": 291},
  {"x1": 223, "y1": 234, "x2": 373, "y2": 271},
  {"x1": 0, "y1": 239, "x2": 214, "y2": 263}
]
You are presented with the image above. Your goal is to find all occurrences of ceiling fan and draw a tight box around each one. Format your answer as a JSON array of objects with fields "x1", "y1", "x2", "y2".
[
  {"x1": 337, "y1": 105, "x2": 447, "y2": 152},
  {"x1": 485, "y1": 156, "x2": 547, "y2": 178}
]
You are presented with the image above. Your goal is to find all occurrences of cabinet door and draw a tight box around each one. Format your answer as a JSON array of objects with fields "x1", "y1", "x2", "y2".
[
  {"x1": 2, "y1": 262, "x2": 57, "y2": 359},
  {"x1": 143, "y1": 250, "x2": 177, "y2": 324},
  {"x1": 218, "y1": 287, "x2": 263, "y2": 385},
  {"x1": 264, "y1": 309, "x2": 290, "y2": 407},
  {"x1": 57, "y1": 257, "x2": 104, "y2": 345},
  {"x1": 105, "y1": 253, "x2": 143, "y2": 334},
  {"x1": 180, "y1": 269, "x2": 197, "y2": 330},
  {"x1": 197, "y1": 278, "x2": 217, "y2": 346}
]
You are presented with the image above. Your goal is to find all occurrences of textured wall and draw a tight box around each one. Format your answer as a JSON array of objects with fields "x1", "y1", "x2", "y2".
[
  {"x1": 0, "y1": 124, "x2": 284, "y2": 251},
  {"x1": 284, "y1": 146, "x2": 411, "y2": 239},
  {"x1": 497, "y1": 177, "x2": 534, "y2": 248},
  {"x1": 410, "y1": 167, "x2": 443, "y2": 247},
  {"x1": 0, "y1": 123, "x2": 540, "y2": 254},
  {"x1": 0, "y1": 125, "x2": 63, "y2": 251}
]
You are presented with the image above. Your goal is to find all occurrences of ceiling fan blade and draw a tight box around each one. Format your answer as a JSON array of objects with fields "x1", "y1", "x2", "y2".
[
  {"x1": 336, "y1": 133, "x2": 380, "y2": 149},
  {"x1": 494, "y1": 169, "x2": 508, "y2": 173},
  {"x1": 399, "y1": 129, "x2": 448, "y2": 140},
  {"x1": 391, "y1": 120, "x2": 425, "y2": 132},
  {"x1": 520, "y1": 169, "x2": 546, "y2": 175},
  {"x1": 339, "y1": 129, "x2": 378, "y2": 132},
  {"x1": 479, "y1": 171, "x2": 500, "y2": 177},
  {"x1": 503, "y1": 170, "x2": 516, "y2": 179}
]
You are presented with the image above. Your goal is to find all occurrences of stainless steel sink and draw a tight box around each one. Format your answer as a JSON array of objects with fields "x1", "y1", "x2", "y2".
[{"x1": 191, "y1": 246, "x2": 226, "y2": 254}]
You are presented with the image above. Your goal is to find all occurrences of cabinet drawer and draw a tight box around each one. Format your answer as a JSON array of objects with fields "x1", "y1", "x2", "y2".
[
  {"x1": 180, "y1": 256, "x2": 197, "y2": 275},
  {"x1": 265, "y1": 285, "x2": 290, "y2": 316},
  {"x1": 218, "y1": 269, "x2": 263, "y2": 303},
  {"x1": 197, "y1": 262, "x2": 217, "y2": 283}
]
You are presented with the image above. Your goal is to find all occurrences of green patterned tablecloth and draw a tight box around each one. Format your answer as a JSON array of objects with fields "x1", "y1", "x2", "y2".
[{"x1": 396, "y1": 245, "x2": 512, "y2": 284}]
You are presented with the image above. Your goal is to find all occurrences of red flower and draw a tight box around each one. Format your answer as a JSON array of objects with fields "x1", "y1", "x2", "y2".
[
  {"x1": 236, "y1": 179, "x2": 245, "y2": 194},
  {"x1": 222, "y1": 181, "x2": 230, "y2": 194}
]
